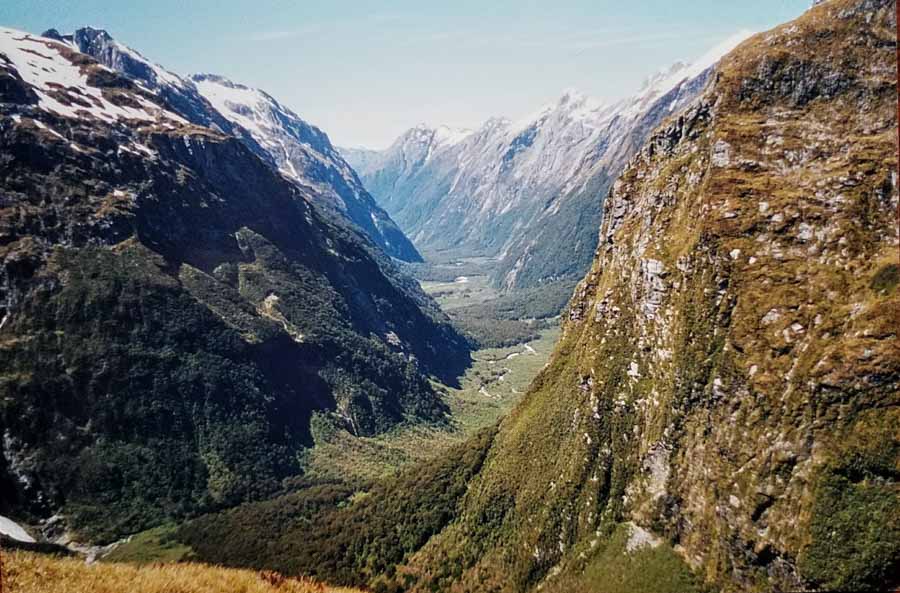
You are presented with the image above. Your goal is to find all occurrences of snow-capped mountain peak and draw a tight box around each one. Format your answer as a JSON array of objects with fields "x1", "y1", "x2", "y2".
[
  {"x1": 508, "y1": 88, "x2": 611, "y2": 138},
  {"x1": 433, "y1": 124, "x2": 474, "y2": 147},
  {"x1": 509, "y1": 101, "x2": 554, "y2": 134},
  {"x1": 559, "y1": 87, "x2": 584, "y2": 102},
  {"x1": 43, "y1": 26, "x2": 422, "y2": 262},
  {"x1": 386, "y1": 123, "x2": 474, "y2": 166},
  {"x1": 0, "y1": 27, "x2": 185, "y2": 125},
  {"x1": 347, "y1": 32, "x2": 756, "y2": 290},
  {"x1": 557, "y1": 87, "x2": 605, "y2": 111},
  {"x1": 404, "y1": 123, "x2": 473, "y2": 147},
  {"x1": 631, "y1": 30, "x2": 754, "y2": 108},
  {"x1": 45, "y1": 27, "x2": 185, "y2": 91},
  {"x1": 639, "y1": 61, "x2": 690, "y2": 93},
  {"x1": 558, "y1": 90, "x2": 608, "y2": 122}
]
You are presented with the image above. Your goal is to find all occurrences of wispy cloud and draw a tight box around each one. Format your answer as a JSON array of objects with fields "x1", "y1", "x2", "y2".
[
  {"x1": 246, "y1": 24, "x2": 322, "y2": 42},
  {"x1": 246, "y1": 13, "x2": 409, "y2": 42},
  {"x1": 247, "y1": 17, "x2": 725, "y2": 60}
]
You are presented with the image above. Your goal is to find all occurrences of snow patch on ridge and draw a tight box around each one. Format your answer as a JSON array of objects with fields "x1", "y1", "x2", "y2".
[
  {"x1": 191, "y1": 73, "x2": 358, "y2": 188},
  {"x1": 433, "y1": 124, "x2": 473, "y2": 147},
  {"x1": 0, "y1": 27, "x2": 185, "y2": 124},
  {"x1": 191, "y1": 75, "x2": 274, "y2": 141}
]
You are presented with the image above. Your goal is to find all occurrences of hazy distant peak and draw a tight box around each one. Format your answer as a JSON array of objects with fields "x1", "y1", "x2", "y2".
[
  {"x1": 639, "y1": 61, "x2": 690, "y2": 91},
  {"x1": 433, "y1": 124, "x2": 474, "y2": 146}
]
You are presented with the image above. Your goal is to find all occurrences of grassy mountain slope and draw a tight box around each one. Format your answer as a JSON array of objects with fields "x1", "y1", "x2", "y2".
[
  {"x1": 179, "y1": 2, "x2": 898, "y2": 591},
  {"x1": 392, "y1": 1, "x2": 899, "y2": 591}
]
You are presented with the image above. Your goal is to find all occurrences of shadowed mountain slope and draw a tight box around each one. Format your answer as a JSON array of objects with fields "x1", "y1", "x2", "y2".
[
  {"x1": 44, "y1": 27, "x2": 423, "y2": 263},
  {"x1": 0, "y1": 27, "x2": 468, "y2": 543}
]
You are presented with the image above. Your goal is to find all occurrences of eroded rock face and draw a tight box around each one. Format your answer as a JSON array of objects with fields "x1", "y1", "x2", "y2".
[{"x1": 390, "y1": 1, "x2": 899, "y2": 591}]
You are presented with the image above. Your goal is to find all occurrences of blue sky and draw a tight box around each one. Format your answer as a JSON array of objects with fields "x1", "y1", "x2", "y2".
[{"x1": 1, "y1": 0, "x2": 809, "y2": 148}]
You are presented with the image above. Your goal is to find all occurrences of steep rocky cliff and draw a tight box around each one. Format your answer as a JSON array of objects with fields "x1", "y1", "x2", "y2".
[
  {"x1": 389, "y1": 1, "x2": 898, "y2": 590},
  {"x1": 0, "y1": 28, "x2": 467, "y2": 543}
]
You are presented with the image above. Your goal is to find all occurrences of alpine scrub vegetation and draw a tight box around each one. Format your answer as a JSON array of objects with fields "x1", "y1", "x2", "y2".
[{"x1": 176, "y1": 426, "x2": 498, "y2": 588}]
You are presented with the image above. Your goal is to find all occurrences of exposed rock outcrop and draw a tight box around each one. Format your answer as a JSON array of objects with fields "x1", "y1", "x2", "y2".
[{"x1": 390, "y1": 1, "x2": 898, "y2": 591}]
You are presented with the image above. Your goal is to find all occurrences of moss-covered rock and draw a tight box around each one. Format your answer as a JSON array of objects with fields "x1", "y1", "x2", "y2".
[{"x1": 799, "y1": 416, "x2": 900, "y2": 590}]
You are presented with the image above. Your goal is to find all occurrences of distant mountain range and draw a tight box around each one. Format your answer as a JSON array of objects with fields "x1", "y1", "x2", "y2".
[
  {"x1": 42, "y1": 27, "x2": 422, "y2": 263},
  {"x1": 343, "y1": 33, "x2": 751, "y2": 291}
]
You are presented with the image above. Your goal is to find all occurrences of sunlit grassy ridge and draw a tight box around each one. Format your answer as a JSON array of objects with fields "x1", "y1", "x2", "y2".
[
  {"x1": 389, "y1": 1, "x2": 900, "y2": 591},
  {"x1": 102, "y1": 524, "x2": 192, "y2": 564},
  {"x1": 4, "y1": 550, "x2": 364, "y2": 593}
]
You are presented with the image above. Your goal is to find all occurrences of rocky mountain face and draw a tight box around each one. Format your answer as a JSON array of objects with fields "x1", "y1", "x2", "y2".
[
  {"x1": 0, "y1": 27, "x2": 468, "y2": 543},
  {"x1": 344, "y1": 35, "x2": 748, "y2": 291},
  {"x1": 387, "y1": 1, "x2": 899, "y2": 591},
  {"x1": 43, "y1": 27, "x2": 422, "y2": 263},
  {"x1": 341, "y1": 124, "x2": 473, "y2": 212},
  {"x1": 210, "y1": 1, "x2": 895, "y2": 591}
]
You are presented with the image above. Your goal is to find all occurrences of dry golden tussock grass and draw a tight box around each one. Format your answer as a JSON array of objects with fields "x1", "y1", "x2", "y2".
[{"x1": 2, "y1": 550, "x2": 364, "y2": 593}]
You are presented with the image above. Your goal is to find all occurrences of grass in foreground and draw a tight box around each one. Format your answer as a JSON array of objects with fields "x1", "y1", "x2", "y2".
[{"x1": 4, "y1": 550, "x2": 363, "y2": 593}]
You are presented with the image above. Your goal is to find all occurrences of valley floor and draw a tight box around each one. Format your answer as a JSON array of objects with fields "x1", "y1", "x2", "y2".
[
  {"x1": 303, "y1": 324, "x2": 559, "y2": 485},
  {"x1": 289, "y1": 257, "x2": 562, "y2": 485},
  {"x1": 3, "y1": 550, "x2": 363, "y2": 593}
]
